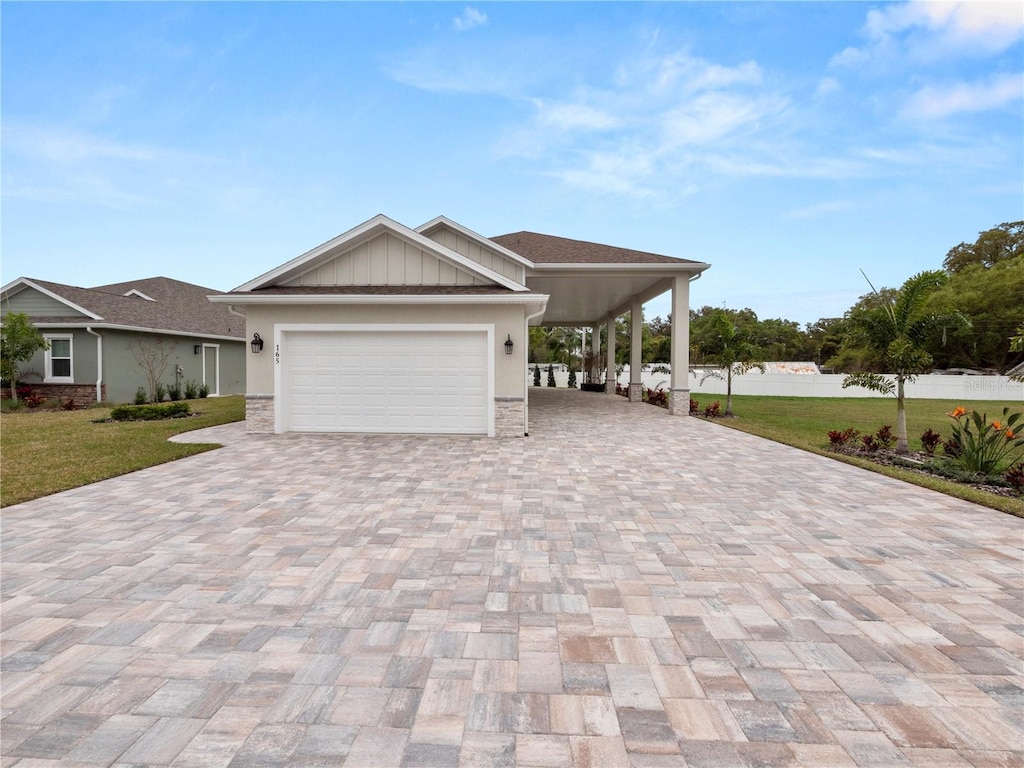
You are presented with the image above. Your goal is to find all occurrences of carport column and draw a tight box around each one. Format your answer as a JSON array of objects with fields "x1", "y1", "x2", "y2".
[
  {"x1": 605, "y1": 314, "x2": 616, "y2": 395},
  {"x1": 629, "y1": 296, "x2": 643, "y2": 401},
  {"x1": 668, "y1": 274, "x2": 691, "y2": 415},
  {"x1": 590, "y1": 324, "x2": 601, "y2": 385}
]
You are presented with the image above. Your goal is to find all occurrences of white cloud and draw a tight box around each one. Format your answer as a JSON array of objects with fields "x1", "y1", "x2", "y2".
[
  {"x1": 834, "y1": 0, "x2": 1023, "y2": 68},
  {"x1": 453, "y1": 7, "x2": 487, "y2": 32},
  {"x1": 901, "y1": 72, "x2": 1024, "y2": 119}
]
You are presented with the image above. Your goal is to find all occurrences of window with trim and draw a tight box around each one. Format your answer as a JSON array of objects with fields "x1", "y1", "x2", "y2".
[{"x1": 44, "y1": 335, "x2": 73, "y2": 382}]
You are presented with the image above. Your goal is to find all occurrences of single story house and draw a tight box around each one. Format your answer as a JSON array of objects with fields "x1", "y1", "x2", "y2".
[
  {"x1": 1, "y1": 276, "x2": 246, "y2": 404},
  {"x1": 214, "y1": 214, "x2": 709, "y2": 437}
]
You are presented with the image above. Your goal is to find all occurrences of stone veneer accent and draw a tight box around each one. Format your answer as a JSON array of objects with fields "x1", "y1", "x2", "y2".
[
  {"x1": 27, "y1": 383, "x2": 105, "y2": 404},
  {"x1": 245, "y1": 395, "x2": 275, "y2": 434},
  {"x1": 668, "y1": 388, "x2": 691, "y2": 416},
  {"x1": 494, "y1": 398, "x2": 526, "y2": 438},
  {"x1": 628, "y1": 382, "x2": 643, "y2": 402}
]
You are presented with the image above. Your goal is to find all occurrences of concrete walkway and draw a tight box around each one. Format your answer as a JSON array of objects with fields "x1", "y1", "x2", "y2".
[{"x1": 2, "y1": 389, "x2": 1021, "y2": 767}]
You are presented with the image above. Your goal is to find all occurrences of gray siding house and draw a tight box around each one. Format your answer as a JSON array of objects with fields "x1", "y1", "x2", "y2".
[{"x1": 1, "y1": 277, "x2": 245, "y2": 404}]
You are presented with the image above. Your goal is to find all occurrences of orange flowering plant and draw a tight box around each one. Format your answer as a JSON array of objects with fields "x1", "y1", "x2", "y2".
[{"x1": 946, "y1": 406, "x2": 1024, "y2": 475}]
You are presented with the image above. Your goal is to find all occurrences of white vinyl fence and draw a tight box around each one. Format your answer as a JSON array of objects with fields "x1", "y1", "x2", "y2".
[{"x1": 529, "y1": 364, "x2": 1023, "y2": 402}]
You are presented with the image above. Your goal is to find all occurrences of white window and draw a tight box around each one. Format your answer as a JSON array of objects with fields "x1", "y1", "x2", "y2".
[{"x1": 44, "y1": 335, "x2": 73, "y2": 382}]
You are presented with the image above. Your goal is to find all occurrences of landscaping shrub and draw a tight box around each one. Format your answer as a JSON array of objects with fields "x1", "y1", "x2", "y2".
[
  {"x1": 567, "y1": 367, "x2": 577, "y2": 389},
  {"x1": 645, "y1": 387, "x2": 668, "y2": 408},
  {"x1": 24, "y1": 392, "x2": 46, "y2": 409},
  {"x1": 532, "y1": 366, "x2": 541, "y2": 387},
  {"x1": 546, "y1": 364, "x2": 556, "y2": 388},
  {"x1": 946, "y1": 406, "x2": 1024, "y2": 475},
  {"x1": 198, "y1": 383, "x2": 209, "y2": 398},
  {"x1": 703, "y1": 401, "x2": 722, "y2": 418},
  {"x1": 167, "y1": 382, "x2": 182, "y2": 401},
  {"x1": 155, "y1": 383, "x2": 167, "y2": 402},
  {"x1": 689, "y1": 398, "x2": 699, "y2": 415},
  {"x1": 1005, "y1": 463, "x2": 1024, "y2": 495},
  {"x1": 110, "y1": 402, "x2": 191, "y2": 421},
  {"x1": 875, "y1": 425, "x2": 896, "y2": 450},
  {"x1": 920, "y1": 428, "x2": 943, "y2": 455},
  {"x1": 860, "y1": 433, "x2": 880, "y2": 453},
  {"x1": 827, "y1": 427, "x2": 859, "y2": 448},
  {"x1": 184, "y1": 379, "x2": 199, "y2": 399},
  {"x1": 60, "y1": 398, "x2": 78, "y2": 411},
  {"x1": 134, "y1": 387, "x2": 148, "y2": 405}
]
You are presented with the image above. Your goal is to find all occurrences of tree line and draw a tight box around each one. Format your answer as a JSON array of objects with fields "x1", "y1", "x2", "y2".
[{"x1": 528, "y1": 221, "x2": 1023, "y2": 376}]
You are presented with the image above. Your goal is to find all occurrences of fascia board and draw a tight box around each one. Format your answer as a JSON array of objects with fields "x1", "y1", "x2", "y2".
[
  {"x1": 416, "y1": 216, "x2": 536, "y2": 269},
  {"x1": 528, "y1": 261, "x2": 711, "y2": 274},
  {"x1": 1, "y1": 277, "x2": 103, "y2": 320},
  {"x1": 28, "y1": 321, "x2": 244, "y2": 342},
  {"x1": 235, "y1": 214, "x2": 528, "y2": 293},
  {"x1": 209, "y1": 293, "x2": 549, "y2": 307}
]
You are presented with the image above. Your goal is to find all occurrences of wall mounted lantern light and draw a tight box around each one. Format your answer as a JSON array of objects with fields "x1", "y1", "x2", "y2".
[
  {"x1": 251, "y1": 333, "x2": 264, "y2": 354},
  {"x1": 504, "y1": 334, "x2": 514, "y2": 355},
  {"x1": 193, "y1": 344, "x2": 202, "y2": 355}
]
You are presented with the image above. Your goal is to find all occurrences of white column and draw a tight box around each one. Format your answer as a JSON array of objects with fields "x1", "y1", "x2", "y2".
[
  {"x1": 606, "y1": 314, "x2": 616, "y2": 394},
  {"x1": 590, "y1": 324, "x2": 601, "y2": 385},
  {"x1": 629, "y1": 296, "x2": 643, "y2": 401},
  {"x1": 668, "y1": 275, "x2": 691, "y2": 415}
]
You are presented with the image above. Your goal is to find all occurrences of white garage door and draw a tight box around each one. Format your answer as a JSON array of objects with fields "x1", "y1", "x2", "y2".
[{"x1": 280, "y1": 329, "x2": 489, "y2": 434}]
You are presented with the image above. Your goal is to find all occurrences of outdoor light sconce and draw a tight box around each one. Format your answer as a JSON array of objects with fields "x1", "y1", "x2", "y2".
[
  {"x1": 193, "y1": 344, "x2": 202, "y2": 355},
  {"x1": 504, "y1": 334, "x2": 514, "y2": 355},
  {"x1": 250, "y1": 333, "x2": 264, "y2": 354}
]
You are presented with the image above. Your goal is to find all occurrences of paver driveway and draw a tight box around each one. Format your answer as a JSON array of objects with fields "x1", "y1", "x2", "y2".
[{"x1": 2, "y1": 389, "x2": 1021, "y2": 767}]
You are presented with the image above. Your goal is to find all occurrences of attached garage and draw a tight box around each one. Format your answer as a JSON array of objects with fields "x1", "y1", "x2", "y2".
[{"x1": 277, "y1": 325, "x2": 492, "y2": 434}]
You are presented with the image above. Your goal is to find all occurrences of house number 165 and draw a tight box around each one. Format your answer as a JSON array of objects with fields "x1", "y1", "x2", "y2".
[{"x1": 275, "y1": 345, "x2": 281, "y2": 364}]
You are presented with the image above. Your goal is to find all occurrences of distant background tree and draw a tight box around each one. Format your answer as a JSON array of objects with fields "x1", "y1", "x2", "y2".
[
  {"x1": 842, "y1": 271, "x2": 969, "y2": 453},
  {"x1": 1, "y1": 312, "x2": 49, "y2": 401},
  {"x1": 942, "y1": 221, "x2": 1023, "y2": 273},
  {"x1": 698, "y1": 310, "x2": 766, "y2": 416}
]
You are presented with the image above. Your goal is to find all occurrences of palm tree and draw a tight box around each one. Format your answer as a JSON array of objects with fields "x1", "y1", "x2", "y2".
[
  {"x1": 698, "y1": 311, "x2": 765, "y2": 416},
  {"x1": 842, "y1": 270, "x2": 969, "y2": 453}
]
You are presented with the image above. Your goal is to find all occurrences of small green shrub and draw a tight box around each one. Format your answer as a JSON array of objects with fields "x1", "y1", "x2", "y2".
[
  {"x1": 134, "y1": 387, "x2": 148, "y2": 405},
  {"x1": 110, "y1": 402, "x2": 191, "y2": 421},
  {"x1": 567, "y1": 367, "x2": 577, "y2": 389},
  {"x1": 184, "y1": 379, "x2": 198, "y2": 399},
  {"x1": 154, "y1": 383, "x2": 167, "y2": 402},
  {"x1": 198, "y1": 383, "x2": 209, "y2": 398},
  {"x1": 167, "y1": 383, "x2": 182, "y2": 401},
  {"x1": 546, "y1": 364, "x2": 556, "y2": 388}
]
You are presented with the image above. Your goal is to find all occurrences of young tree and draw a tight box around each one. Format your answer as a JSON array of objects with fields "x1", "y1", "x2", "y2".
[
  {"x1": 546, "y1": 363, "x2": 556, "y2": 387},
  {"x1": 1, "y1": 312, "x2": 49, "y2": 400},
  {"x1": 698, "y1": 311, "x2": 765, "y2": 416},
  {"x1": 127, "y1": 336, "x2": 176, "y2": 403},
  {"x1": 533, "y1": 364, "x2": 541, "y2": 386},
  {"x1": 842, "y1": 271, "x2": 969, "y2": 453}
]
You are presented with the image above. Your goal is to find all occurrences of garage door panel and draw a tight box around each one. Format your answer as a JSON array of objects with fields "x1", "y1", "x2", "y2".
[{"x1": 282, "y1": 330, "x2": 489, "y2": 434}]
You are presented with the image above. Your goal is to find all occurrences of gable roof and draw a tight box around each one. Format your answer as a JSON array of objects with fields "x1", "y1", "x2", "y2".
[
  {"x1": 1, "y1": 277, "x2": 244, "y2": 339},
  {"x1": 233, "y1": 214, "x2": 529, "y2": 293},
  {"x1": 491, "y1": 231, "x2": 703, "y2": 266}
]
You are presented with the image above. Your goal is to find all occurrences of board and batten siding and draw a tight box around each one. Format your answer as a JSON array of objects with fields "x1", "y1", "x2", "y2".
[
  {"x1": 287, "y1": 233, "x2": 488, "y2": 288},
  {"x1": 425, "y1": 227, "x2": 526, "y2": 283},
  {"x1": 2, "y1": 287, "x2": 89, "y2": 318}
]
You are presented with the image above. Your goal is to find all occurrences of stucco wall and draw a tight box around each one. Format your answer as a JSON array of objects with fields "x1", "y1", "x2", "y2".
[{"x1": 244, "y1": 303, "x2": 529, "y2": 401}]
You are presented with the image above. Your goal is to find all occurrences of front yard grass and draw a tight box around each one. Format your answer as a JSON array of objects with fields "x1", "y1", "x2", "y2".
[
  {"x1": 690, "y1": 393, "x2": 1024, "y2": 517},
  {"x1": 1, "y1": 396, "x2": 244, "y2": 507}
]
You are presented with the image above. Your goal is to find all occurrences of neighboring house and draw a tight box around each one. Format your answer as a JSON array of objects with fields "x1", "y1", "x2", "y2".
[
  {"x1": 1, "y1": 277, "x2": 245, "y2": 404},
  {"x1": 214, "y1": 214, "x2": 709, "y2": 437}
]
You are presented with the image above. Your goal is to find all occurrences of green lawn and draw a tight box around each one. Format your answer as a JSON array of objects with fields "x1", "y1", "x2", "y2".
[
  {"x1": 689, "y1": 392, "x2": 1024, "y2": 516},
  {"x1": 1, "y1": 396, "x2": 244, "y2": 507}
]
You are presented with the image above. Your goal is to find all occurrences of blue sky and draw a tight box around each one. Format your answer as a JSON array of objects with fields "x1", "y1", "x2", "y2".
[{"x1": 2, "y1": 1, "x2": 1021, "y2": 326}]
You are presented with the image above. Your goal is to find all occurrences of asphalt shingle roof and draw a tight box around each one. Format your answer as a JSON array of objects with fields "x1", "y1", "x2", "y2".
[
  {"x1": 20, "y1": 277, "x2": 244, "y2": 338},
  {"x1": 490, "y1": 231, "x2": 700, "y2": 265}
]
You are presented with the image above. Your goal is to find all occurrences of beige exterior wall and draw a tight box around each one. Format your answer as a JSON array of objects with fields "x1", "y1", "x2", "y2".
[
  {"x1": 244, "y1": 302, "x2": 528, "y2": 402},
  {"x1": 425, "y1": 226, "x2": 526, "y2": 283},
  {"x1": 286, "y1": 233, "x2": 487, "y2": 288}
]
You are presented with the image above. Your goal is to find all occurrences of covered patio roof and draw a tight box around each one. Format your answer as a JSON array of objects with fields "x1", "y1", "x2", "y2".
[{"x1": 491, "y1": 231, "x2": 709, "y2": 326}]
